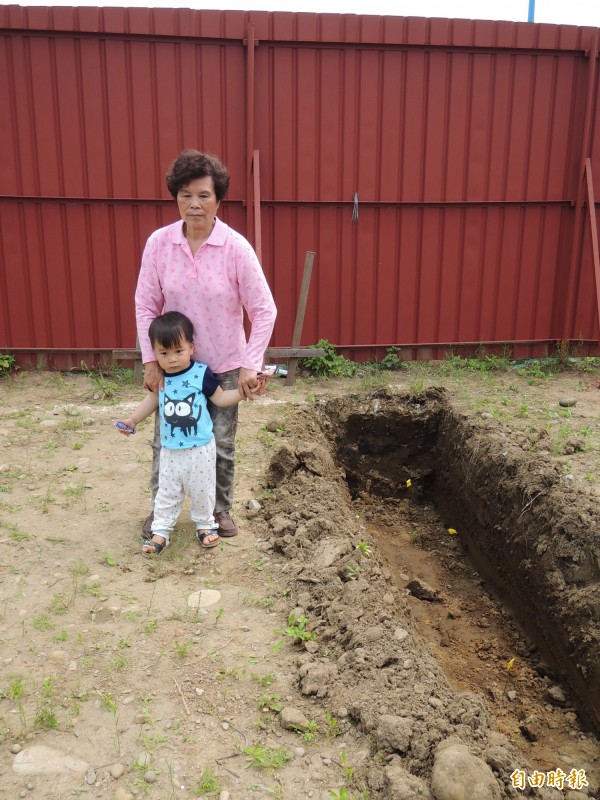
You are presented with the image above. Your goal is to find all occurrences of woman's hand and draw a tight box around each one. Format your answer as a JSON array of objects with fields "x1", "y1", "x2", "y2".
[
  {"x1": 238, "y1": 367, "x2": 259, "y2": 401},
  {"x1": 144, "y1": 361, "x2": 164, "y2": 392}
]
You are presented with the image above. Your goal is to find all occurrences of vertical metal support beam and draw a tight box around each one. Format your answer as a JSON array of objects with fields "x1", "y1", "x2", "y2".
[
  {"x1": 252, "y1": 149, "x2": 263, "y2": 264},
  {"x1": 286, "y1": 251, "x2": 316, "y2": 386},
  {"x1": 585, "y1": 159, "x2": 600, "y2": 345},
  {"x1": 562, "y1": 35, "x2": 598, "y2": 340},
  {"x1": 245, "y1": 23, "x2": 256, "y2": 247}
]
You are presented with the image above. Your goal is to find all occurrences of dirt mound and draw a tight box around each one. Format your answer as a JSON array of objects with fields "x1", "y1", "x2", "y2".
[{"x1": 262, "y1": 390, "x2": 600, "y2": 798}]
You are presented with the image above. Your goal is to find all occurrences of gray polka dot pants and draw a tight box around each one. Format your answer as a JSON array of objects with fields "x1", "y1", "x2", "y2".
[{"x1": 151, "y1": 439, "x2": 216, "y2": 540}]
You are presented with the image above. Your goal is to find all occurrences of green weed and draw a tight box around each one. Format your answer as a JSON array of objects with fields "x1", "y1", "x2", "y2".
[
  {"x1": 173, "y1": 641, "x2": 191, "y2": 659},
  {"x1": 0, "y1": 352, "x2": 17, "y2": 376},
  {"x1": 252, "y1": 672, "x2": 275, "y2": 687},
  {"x1": 35, "y1": 678, "x2": 58, "y2": 729},
  {"x1": 4, "y1": 523, "x2": 29, "y2": 542},
  {"x1": 342, "y1": 563, "x2": 362, "y2": 582},
  {"x1": 282, "y1": 614, "x2": 317, "y2": 644},
  {"x1": 33, "y1": 614, "x2": 55, "y2": 632},
  {"x1": 108, "y1": 655, "x2": 129, "y2": 673},
  {"x1": 299, "y1": 340, "x2": 357, "y2": 378},
  {"x1": 243, "y1": 742, "x2": 293, "y2": 772},
  {"x1": 325, "y1": 709, "x2": 345, "y2": 737},
  {"x1": 302, "y1": 719, "x2": 319, "y2": 742},
  {"x1": 194, "y1": 767, "x2": 221, "y2": 796},
  {"x1": 258, "y1": 693, "x2": 281, "y2": 713}
]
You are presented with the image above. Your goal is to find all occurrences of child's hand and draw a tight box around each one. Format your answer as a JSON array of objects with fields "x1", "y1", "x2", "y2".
[
  {"x1": 256, "y1": 373, "x2": 268, "y2": 396},
  {"x1": 115, "y1": 419, "x2": 136, "y2": 436}
]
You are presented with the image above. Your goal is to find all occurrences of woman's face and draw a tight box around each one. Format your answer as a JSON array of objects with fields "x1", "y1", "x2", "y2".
[{"x1": 177, "y1": 176, "x2": 220, "y2": 236}]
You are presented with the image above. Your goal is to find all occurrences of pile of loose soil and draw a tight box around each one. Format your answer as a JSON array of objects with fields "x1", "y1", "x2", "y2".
[{"x1": 261, "y1": 388, "x2": 600, "y2": 799}]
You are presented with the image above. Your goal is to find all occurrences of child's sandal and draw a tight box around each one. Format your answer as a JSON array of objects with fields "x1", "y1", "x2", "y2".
[
  {"x1": 142, "y1": 537, "x2": 168, "y2": 557},
  {"x1": 196, "y1": 530, "x2": 220, "y2": 549}
]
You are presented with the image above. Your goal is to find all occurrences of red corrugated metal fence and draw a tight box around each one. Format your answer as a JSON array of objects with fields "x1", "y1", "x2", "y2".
[{"x1": 0, "y1": 6, "x2": 599, "y2": 366}]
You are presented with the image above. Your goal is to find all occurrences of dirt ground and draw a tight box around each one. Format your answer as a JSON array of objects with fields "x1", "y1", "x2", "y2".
[{"x1": 0, "y1": 361, "x2": 599, "y2": 800}]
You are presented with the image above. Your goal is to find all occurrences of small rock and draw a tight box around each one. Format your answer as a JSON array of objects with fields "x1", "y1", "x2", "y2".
[
  {"x1": 294, "y1": 746, "x2": 306, "y2": 757},
  {"x1": 110, "y1": 763, "x2": 125, "y2": 779},
  {"x1": 144, "y1": 770, "x2": 157, "y2": 783},
  {"x1": 546, "y1": 685, "x2": 567, "y2": 706},
  {"x1": 137, "y1": 752, "x2": 151, "y2": 767},
  {"x1": 222, "y1": 722, "x2": 230, "y2": 731},
  {"x1": 559, "y1": 397, "x2": 577, "y2": 408},
  {"x1": 376, "y1": 715, "x2": 413, "y2": 753},
  {"x1": 10, "y1": 743, "x2": 22, "y2": 754},
  {"x1": 432, "y1": 741, "x2": 501, "y2": 800},
  {"x1": 219, "y1": 792, "x2": 231, "y2": 800},
  {"x1": 406, "y1": 578, "x2": 441, "y2": 602},
  {"x1": 12, "y1": 746, "x2": 88, "y2": 776},
  {"x1": 280, "y1": 707, "x2": 310, "y2": 732},
  {"x1": 563, "y1": 474, "x2": 575, "y2": 484},
  {"x1": 113, "y1": 788, "x2": 134, "y2": 800},
  {"x1": 38, "y1": 419, "x2": 60, "y2": 429},
  {"x1": 520, "y1": 715, "x2": 542, "y2": 742},
  {"x1": 480, "y1": 412, "x2": 493, "y2": 420},
  {"x1": 507, "y1": 690, "x2": 517, "y2": 701},
  {"x1": 246, "y1": 498, "x2": 261, "y2": 511},
  {"x1": 383, "y1": 759, "x2": 433, "y2": 799},
  {"x1": 394, "y1": 628, "x2": 409, "y2": 642},
  {"x1": 86, "y1": 768, "x2": 96, "y2": 784},
  {"x1": 134, "y1": 714, "x2": 146, "y2": 725}
]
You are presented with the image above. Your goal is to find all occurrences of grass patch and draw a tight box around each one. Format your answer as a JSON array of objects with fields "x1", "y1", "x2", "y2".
[{"x1": 243, "y1": 742, "x2": 293, "y2": 772}]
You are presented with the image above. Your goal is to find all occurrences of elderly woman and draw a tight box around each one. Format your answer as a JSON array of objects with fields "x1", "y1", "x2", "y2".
[{"x1": 135, "y1": 150, "x2": 277, "y2": 544}]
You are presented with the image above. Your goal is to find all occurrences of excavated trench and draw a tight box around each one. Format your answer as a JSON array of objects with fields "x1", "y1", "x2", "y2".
[
  {"x1": 323, "y1": 389, "x2": 600, "y2": 735},
  {"x1": 263, "y1": 388, "x2": 600, "y2": 798}
]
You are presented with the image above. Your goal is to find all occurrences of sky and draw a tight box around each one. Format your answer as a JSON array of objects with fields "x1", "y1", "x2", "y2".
[{"x1": 1, "y1": 0, "x2": 599, "y2": 27}]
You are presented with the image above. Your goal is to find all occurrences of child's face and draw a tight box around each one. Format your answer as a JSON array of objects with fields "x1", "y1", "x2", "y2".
[{"x1": 153, "y1": 337, "x2": 194, "y2": 374}]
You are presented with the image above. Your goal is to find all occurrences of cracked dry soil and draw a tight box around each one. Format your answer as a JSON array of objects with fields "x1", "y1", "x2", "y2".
[{"x1": 0, "y1": 368, "x2": 599, "y2": 800}]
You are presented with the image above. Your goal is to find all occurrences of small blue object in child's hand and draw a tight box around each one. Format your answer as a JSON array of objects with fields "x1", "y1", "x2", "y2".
[{"x1": 114, "y1": 421, "x2": 136, "y2": 434}]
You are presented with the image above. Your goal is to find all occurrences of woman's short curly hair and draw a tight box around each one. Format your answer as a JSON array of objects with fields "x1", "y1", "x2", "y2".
[{"x1": 165, "y1": 150, "x2": 230, "y2": 201}]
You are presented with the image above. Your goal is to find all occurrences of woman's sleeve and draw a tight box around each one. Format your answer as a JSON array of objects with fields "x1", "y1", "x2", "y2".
[
  {"x1": 135, "y1": 234, "x2": 164, "y2": 364},
  {"x1": 236, "y1": 242, "x2": 277, "y2": 372}
]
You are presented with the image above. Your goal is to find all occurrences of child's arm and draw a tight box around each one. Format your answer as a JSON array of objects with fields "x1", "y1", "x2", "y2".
[
  {"x1": 209, "y1": 384, "x2": 258, "y2": 409},
  {"x1": 115, "y1": 391, "x2": 159, "y2": 436}
]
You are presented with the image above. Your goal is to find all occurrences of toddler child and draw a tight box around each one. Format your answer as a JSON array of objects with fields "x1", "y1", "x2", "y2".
[{"x1": 116, "y1": 311, "x2": 256, "y2": 556}]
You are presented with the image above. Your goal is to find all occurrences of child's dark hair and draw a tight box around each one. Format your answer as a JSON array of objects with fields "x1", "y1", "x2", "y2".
[{"x1": 149, "y1": 312, "x2": 194, "y2": 349}]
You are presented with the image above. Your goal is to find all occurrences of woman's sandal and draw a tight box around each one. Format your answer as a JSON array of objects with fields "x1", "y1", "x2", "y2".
[
  {"x1": 196, "y1": 530, "x2": 220, "y2": 549},
  {"x1": 142, "y1": 537, "x2": 168, "y2": 557}
]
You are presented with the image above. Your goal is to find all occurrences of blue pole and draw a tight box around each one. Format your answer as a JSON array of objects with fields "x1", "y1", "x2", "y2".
[{"x1": 528, "y1": 0, "x2": 535, "y2": 22}]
